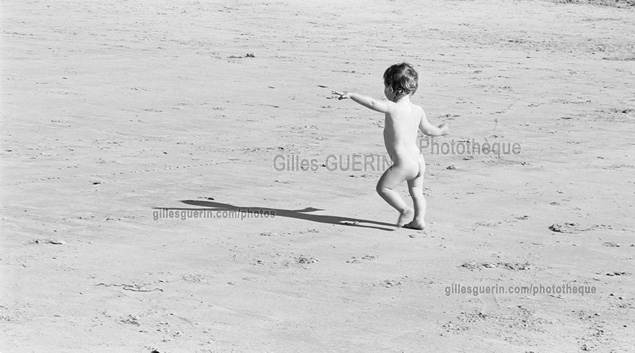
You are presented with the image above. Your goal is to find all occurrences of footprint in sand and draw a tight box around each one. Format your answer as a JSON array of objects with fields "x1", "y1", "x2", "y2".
[{"x1": 478, "y1": 292, "x2": 500, "y2": 316}]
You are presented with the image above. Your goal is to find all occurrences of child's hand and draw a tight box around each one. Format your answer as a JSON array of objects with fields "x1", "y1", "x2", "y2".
[{"x1": 332, "y1": 91, "x2": 350, "y2": 100}]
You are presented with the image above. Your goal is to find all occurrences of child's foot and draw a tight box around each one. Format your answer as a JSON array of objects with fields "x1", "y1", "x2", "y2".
[
  {"x1": 403, "y1": 219, "x2": 425, "y2": 230},
  {"x1": 397, "y1": 209, "x2": 414, "y2": 227}
]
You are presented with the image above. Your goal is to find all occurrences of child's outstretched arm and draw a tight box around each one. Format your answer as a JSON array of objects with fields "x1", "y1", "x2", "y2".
[
  {"x1": 419, "y1": 110, "x2": 450, "y2": 136},
  {"x1": 333, "y1": 91, "x2": 391, "y2": 113}
]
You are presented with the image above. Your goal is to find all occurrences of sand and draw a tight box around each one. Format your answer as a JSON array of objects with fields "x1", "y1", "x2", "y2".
[{"x1": 1, "y1": 0, "x2": 634, "y2": 351}]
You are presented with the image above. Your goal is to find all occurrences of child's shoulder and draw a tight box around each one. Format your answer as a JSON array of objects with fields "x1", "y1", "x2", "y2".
[{"x1": 410, "y1": 102, "x2": 425, "y2": 114}]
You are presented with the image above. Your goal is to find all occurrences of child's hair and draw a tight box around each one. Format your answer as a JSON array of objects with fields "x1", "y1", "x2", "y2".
[{"x1": 383, "y1": 62, "x2": 418, "y2": 96}]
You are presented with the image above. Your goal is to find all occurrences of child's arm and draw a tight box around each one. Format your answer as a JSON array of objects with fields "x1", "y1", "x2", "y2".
[
  {"x1": 333, "y1": 91, "x2": 391, "y2": 113},
  {"x1": 419, "y1": 110, "x2": 450, "y2": 136}
]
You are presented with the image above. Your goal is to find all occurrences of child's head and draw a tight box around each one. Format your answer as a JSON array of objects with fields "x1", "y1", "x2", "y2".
[{"x1": 383, "y1": 62, "x2": 418, "y2": 101}]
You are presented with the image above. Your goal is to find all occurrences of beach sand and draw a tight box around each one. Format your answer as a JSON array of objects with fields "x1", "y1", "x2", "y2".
[{"x1": 1, "y1": 0, "x2": 634, "y2": 351}]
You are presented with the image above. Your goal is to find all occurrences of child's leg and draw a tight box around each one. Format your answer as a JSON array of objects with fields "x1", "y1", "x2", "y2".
[
  {"x1": 404, "y1": 157, "x2": 426, "y2": 230},
  {"x1": 376, "y1": 164, "x2": 416, "y2": 226}
]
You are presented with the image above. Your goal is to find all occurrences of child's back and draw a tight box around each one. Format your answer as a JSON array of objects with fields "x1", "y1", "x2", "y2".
[{"x1": 383, "y1": 99, "x2": 424, "y2": 166}]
